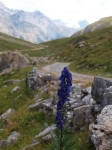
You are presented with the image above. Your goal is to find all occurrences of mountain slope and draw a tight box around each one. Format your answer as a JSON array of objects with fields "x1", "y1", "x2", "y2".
[
  {"x1": 41, "y1": 26, "x2": 112, "y2": 77},
  {"x1": 72, "y1": 16, "x2": 112, "y2": 37},
  {"x1": 0, "y1": 32, "x2": 45, "y2": 52},
  {"x1": 0, "y1": 1, "x2": 75, "y2": 43}
]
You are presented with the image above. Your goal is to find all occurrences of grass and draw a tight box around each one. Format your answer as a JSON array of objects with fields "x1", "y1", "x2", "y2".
[
  {"x1": 0, "y1": 32, "x2": 45, "y2": 54},
  {"x1": 41, "y1": 26, "x2": 112, "y2": 77},
  {"x1": 0, "y1": 65, "x2": 95, "y2": 150}
]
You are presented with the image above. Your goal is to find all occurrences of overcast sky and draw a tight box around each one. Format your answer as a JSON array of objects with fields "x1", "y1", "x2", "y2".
[{"x1": 1, "y1": 0, "x2": 112, "y2": 27}]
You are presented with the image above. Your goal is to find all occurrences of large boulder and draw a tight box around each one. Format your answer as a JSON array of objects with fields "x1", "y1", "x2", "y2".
[
  {"x1": 89, "y1": 105, "x2": 112, "y2": 150},
  {"x1": 72, "y1": 105, "x2": 94, "y2": 130},
  {"x1": 91, "y1": 77, "x2": 112, "y2": 103},
  {"x1": 0, "y1": 51, "x2": 30, "y2": 71}
]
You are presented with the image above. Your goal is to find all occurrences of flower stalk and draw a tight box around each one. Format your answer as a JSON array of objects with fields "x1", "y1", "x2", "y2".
[{"x1": 55, "y1": 67, "x2": 72, "y2": 150}]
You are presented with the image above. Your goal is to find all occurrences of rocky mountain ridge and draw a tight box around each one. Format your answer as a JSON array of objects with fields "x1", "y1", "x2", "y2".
[
  {"x1": 0, "y1": 1, "x2": 76, "y2": 43},
  {"x1": 72, "y1": 16, "x2": 112, "y2": 37}
]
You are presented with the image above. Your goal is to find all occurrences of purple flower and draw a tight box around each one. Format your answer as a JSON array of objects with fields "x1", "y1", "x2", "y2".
[
  {"x1": 32, "y1": 139, "x2": 37, "y2": 143},
  {"x1": 56, "y1": 67, "x2": 72, "y2": 130}
]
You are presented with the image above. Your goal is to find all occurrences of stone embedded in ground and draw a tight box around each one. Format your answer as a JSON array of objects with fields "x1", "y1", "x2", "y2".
[
  {"x1": 89, "y1": 105, "x2": 112, "y2": 150},
  {"x1": 0, "y1": 108, "x2": 15, "y2": 120},
  {"x1": 11, "y1": 86, "x2": 20, "y2": 93},
  {"x1": 4, "y1": 79, "x2": 20, "y2": 85},
  {"x1": 0, "y1": 131, "x2": 20, "y2": 148},
  {"x1": 28, "y1": 98, "x2": 53, "y2": 113},
  {"x1": 35, "y1": 124, "x2": 56, "y2": 138}
]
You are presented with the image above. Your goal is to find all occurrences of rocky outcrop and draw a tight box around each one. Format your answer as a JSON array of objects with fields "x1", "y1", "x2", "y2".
[
  {"x1": 89, "y1": 105, "x2": 112, "y2": 150},
  {"x1": 91, "y1": 77, "x2": 112, "y2": 103},
  {"x1": 0, "y1": 131, "x2": 20, "y2": 148},
  {"x1": 72, "y1": 105, "x2": 94, "y2": 130},
  {"x1": 0, "y1": 51, "x2": 30, "y2": 71},
  {"x1": 0, "y1": 108, "x2": 15, "y2": 120},
  {"x1": 91, "y1": 77, "x2": 112, "y2": 112}
]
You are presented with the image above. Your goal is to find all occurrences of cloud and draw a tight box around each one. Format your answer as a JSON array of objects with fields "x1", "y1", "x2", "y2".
[{"x1": 1, "y1": 0, "x2": 112, "y2": 24}]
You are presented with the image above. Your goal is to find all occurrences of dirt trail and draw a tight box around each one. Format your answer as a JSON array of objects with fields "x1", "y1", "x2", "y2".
[{"x1": 42, "y1": 62, "x2": 94, "y2": 83}]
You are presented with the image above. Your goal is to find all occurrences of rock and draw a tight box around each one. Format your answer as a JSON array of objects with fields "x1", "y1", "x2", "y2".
[
  {"x1": 52, "y1": 92, "x2": 58, "y2": 105},
  {"x1": 81, "y1": 86, "x2": 91, "y2": 99},
  {"x1": 94, "y1": 104, "x2": 102, "y2": 112},
  {"x1": 44, "y1": 74, "x2": 52, "y2": 82},
  {"x1": 0, "y1": 51, "x2": 30, "y2": 71},
  {"x1": 89, "y1": 105, "x2": 112, "y2": 150},
  {"x1": 34, "y1": 94, "x2": 42, "y2": 102},
  {"x1": 0, "y1": 68, "x2": 12, "y2": 76},
  {"x1": 2, "y1": 85, "x2": 7, "y2": 88},
  {"x1": 0, "y1": 108, "x2": 15, "y2": 120},
  {"x1": 82, "y1": 94, "x2": 96, "y2": 105},
  {"x1": 79, "y1": 43, "x2": 84, "y2": 47},
  {"x1": 40, "y1": 132, "x2": 54, "y2": 143},
  {"x1": 4, "y1": 79, "x2": 20, "y2": 85},
  {"x1": 91, "y1": 77, "x2": 112, "y2": 103},
  {"x1": 28, "y1": 98, "x2": 53, "y2": 112},
  {"x1": 11, "y1": 86, "x2": 20, "y2": 93},
  {"x1": 78, "y1": 41, "x2": 85, "y2": 44},
  {"x1": 102, "y1": 86, "x2": 112, "y2": 107},
  {"x1": 70, "y1": 84, "x2": 81, "y2": 98},
  {"x1": 0, "y1": 131, "x2": 20, "y2": 148},
  {"x1": 72, "y1": 105, "x2": 94, "y2": 130},
  {"x1": 35, "y1": 124, "x2": 56, "y2": 138}
]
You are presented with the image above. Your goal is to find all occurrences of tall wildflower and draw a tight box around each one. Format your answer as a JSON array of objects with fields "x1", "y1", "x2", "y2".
[
  {"x1": 56, "y1": 67, "x2": 72, "y2": 130},
  {"x1": 47, "y1": 67, "x2": 74, "y2": 150}
]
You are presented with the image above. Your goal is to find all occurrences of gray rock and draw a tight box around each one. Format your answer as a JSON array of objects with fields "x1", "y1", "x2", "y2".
[
  {"x1": 28, "y1": 98, "x2": 53, "y2": 112},
  {"x1": 0, "y1": 51, "x2": 30, "y2": 71},
  {"x1": 11, "y1": 86, "x2": 20, "y2": 93},
  {"x1": 0, "y1": 108, "x2": 15, "y2": 120},
  {"x1": 34, "y1": 94, "x2": 42, "y2": 102},
  {"x1": 94, "y1": 104, "x2": 102, "y2": 112},
  {"x1": 41, "y1": 132, "x2": 55, "y2": 143},
  {"x1": 89, "y1": 105, "x2": 112, "y2": 150},
  {"x1": 0, "y1": 68, "x2": 12, "y2": 76},
  {"x1": 35, "y1": 124, "x2": 56, "y2": 138},
  {"x1": 70, "y1": 84, "x2": 81, "y2": 98},
  {"x1": 0, "y1": 131, "x2": 20, "y2": 148},
  {"x1": 52, "y1": 92, "x2": 58, "y2": 105},
  {"x1": 81, "y1": 86, "x2": 91, "y2": 99},
  {"x1": 91, "y1": 77, "x2": 112, "y2": 103},
  {"x1": 79, "y1": 43, "x2": 84, "y2": 47},
  {"x1": 72, "y1": 105, "x2": 94, "y2": 130},
  {"x1": 102, "y1": 86, "x2": 112, "y2": 107},
  {"x1": 82, "y1": 94, "x2": 95, "y2": 105},
  {"x1": 4, "y1": 79, "x2": 20, "y2": 85}
]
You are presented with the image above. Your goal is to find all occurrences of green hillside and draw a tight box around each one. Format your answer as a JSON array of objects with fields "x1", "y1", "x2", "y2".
[
  {"x1": 42, "y1": 26, "x2": 112, "y2": 77},
  {"x1": 72, "y1": 16, "x2": 112, "y2": 37},
  {"x1": 0, "y1": 32, "x2": 45, "y2": 53}
]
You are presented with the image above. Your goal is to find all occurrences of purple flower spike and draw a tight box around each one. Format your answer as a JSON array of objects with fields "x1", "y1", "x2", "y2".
[{"x1": 56, "y1": 67, "x2": 72, "y2": 130}]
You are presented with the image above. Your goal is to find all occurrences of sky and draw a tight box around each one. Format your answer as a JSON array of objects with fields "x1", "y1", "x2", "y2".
[{"x1": 1, "y1": 0, "x2": 112, "y2": 27}]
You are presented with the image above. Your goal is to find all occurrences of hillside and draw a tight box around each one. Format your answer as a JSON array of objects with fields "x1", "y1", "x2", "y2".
[
  {"x1": 41, "y1": 26, "x2": 112, "y2": 77},
  {"x1": 72, "y1": 16, "x2": 112, "y2": 37},
  {"x1": 0, "y1": 32, "x2": 46, "y2": 53},
  {"x1": 0, "y1": 1, "x2": 76, "y2": 43}
]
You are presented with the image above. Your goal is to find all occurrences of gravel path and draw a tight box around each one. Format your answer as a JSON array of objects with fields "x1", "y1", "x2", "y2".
[{"x1": 42, "y1": 62, "x2": 94, "y2": 83}]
